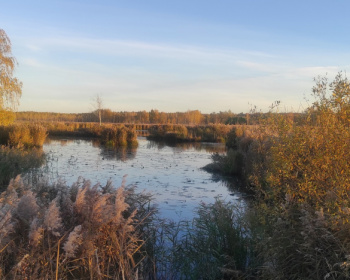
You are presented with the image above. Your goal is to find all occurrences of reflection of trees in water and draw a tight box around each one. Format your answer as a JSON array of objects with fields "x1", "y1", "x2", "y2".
[
  {"x1": 45, "y1": 137, "x2": 75, "y2": 146},
  {"x1": 100, "y1": 146, "x2": 137, "y2": 161},
  {"x1": 208, "y1": 173, "x2": 249, "y2": 198},
  {"x1": 59, "y1": 139, "x2": 74, "y2": 146},
  {"x1": 92, "y1": 139, "x2": 137, "y2": 161},
  {"x1": 147, "y1": 139, "x2": 226, "y2": 153},
  {"x1": 92, "y1": 139, "x2": 101, "y2": 148},
  {"x1": 147, "y1": 140, "x2": 166, "y2": 150},
  {"x1": 136, "y1": 130, "x2": 150, "y2": 137}
]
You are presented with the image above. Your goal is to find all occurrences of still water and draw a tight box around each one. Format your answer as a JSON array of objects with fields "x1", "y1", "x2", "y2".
[{"x1": 41, "y1": 137, "x2": 241, "y2": 221}]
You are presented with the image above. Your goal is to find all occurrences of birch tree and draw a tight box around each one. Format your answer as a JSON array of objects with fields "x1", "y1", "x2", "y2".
[
  {"x1": 92, "y1": 94, "x2": 103, "y2": 125},
  {"x1": 0, "y1": 29, "x2": 22, "y2": 124}
]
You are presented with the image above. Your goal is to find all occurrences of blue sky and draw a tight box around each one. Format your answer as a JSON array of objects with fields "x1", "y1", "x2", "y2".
[{"x1": 2, "y1": 0, "x2": 350, "y2": 113}]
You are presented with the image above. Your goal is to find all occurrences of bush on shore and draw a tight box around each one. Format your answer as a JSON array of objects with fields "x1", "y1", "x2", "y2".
[
  {"x1": 0, "y1": 124, "x2": 48, "y2": 148},
  {"x1": 206, "y1": 73, "x2": 350, "y2": 279}
]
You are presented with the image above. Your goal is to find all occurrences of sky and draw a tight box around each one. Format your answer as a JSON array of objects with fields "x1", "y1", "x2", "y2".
[{"x1": 1, "y1": 0, "x2": 350, "y2": 114}]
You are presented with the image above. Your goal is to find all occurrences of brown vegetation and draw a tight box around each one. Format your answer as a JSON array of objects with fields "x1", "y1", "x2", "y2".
[
  {"x1": 0, "y1": 29, "x2": 22, "y2": 126},
  {"x1": 205, "y1": 73, "x2": 350, "y2": 279},
  {"x1": 147, "y1": 124, "x2": 233, "y2": 143},
  {"x1": 0, "y1": 176, "x2": 155, "y2": 279},
  {"x1": 0, "y1": 124, "x2": 48, "y2": 148},
  {"x1": 16, "y1": 109, "x2": 298, "y2": 126},
  {"x1": 33, "y1": 122, "x2": 138, "y2": 147}
]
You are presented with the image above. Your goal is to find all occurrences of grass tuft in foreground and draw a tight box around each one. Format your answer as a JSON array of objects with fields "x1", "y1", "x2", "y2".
[{"x1": 0, "y1": 176, "x2": 155, "y2": 279}]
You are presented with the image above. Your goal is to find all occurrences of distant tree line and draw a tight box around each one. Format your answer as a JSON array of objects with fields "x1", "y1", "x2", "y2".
[{"x1": 15, "y1": 109, "x2": 305, "y2": 125}]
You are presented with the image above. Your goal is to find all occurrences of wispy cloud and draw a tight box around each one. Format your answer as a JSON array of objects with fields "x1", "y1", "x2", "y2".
[
  {"x1": 27, "y1": 35, "x2": 275, "y2": 63},
  {"x1": 25, "y1": 44, "x2": 42, "y2": 52},
  {"x1": 235, "y1": 60, "x2": 280, "y2": 73},
  {"x1": 288, "y1": 66, "x2": 340, "y2": 78},
  {"x1": 21, "y1": 58, "x2": 44, "y2": 68}
]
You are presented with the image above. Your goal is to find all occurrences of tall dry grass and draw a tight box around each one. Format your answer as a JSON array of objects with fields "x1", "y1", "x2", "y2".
[
  {"x1": 202, "y1": 73, "x2": 350, "y2": 279},
  {"x1": 0, "y1": 176, "x2": 155, "y2": 279},
  {"x1": 100, "y1": 125, "x2": 138, "y2": 148},
  {"x1": 240, "y1": 73, "x2": 350, "y2": 279},
  {"x1": 148, "y1": 124, "x2": 233, "y2": 143},
  {"x1": 0, "y1": 124, "x2": 48, "y2": 148},
  {"x1": 34, "y1": 122, "x2": 139, "y2": 147}
]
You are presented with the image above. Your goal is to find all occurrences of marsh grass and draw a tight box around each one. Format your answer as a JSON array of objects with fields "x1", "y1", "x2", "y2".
[
  {"x1": 100, "y1": 125, "x2": 138, "y2": 148},
  {"x1": 45, "y1": 122, "x2": 102, "y2": 137},
  {"x1": 35, "y1": 122, "x2": 139, "y2": 147},
  {"x1": 148, "y1": 124, "x2": 233, "y2": 143},
  {"x1": 0, "y1": 176, "x2": 155, "y2": 279},
  {"x1": 148, "y1": 199, "x2": 253, "y2": 280},
  {"x1": 0, "y1": 146, "x2": 44, "y2": 191},
  {"x1": 0, "y1": 124, "x2": 48, "y2": 148}
]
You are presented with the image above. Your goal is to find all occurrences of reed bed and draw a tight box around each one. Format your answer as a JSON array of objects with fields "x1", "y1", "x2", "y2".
[
  {"x1": 0, "y1": 124, "x2": 48, "y2": 148},
  {"x1": 0, "y1": 176, "x2": 155, "y2": 279},
  {"x1": 100, "y1": 125, "x2": 138, "y2": 147},
  {"x1": 31, "y1": 122, "x2": 139, "y2": 147},
  {"x1": 147, "y1": 124, "x2": 234, "y2": 143},
  {"x1": 149, "y1": 200, "x2": 252, "y2": 279},
  {"x1": 0, "y1": 174, "x2": 253, "y2": 279}
]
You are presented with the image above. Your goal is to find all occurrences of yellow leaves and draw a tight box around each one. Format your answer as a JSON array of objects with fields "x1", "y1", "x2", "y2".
[
  {"x1": 0, "y1": 29, "x2": 22, "y2": 111},
  {"x1": 0, "y1": 109, "x2": 15, "y2": 126}
]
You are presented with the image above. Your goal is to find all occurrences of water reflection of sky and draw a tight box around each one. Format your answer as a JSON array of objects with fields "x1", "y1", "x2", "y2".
[{"x1": 43, "y1": 137, "x2": 243, "y2": 221}]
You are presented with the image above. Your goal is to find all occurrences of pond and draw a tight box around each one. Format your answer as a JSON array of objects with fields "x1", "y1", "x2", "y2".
[{"x1": 40, "y1": 137, "x2": 243, "y2": 221}]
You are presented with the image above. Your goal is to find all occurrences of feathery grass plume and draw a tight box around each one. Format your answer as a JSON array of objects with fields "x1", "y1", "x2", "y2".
[
  {"x1": 0, "y1": 175, "x2": 156, "y2": 279},
  {"x1": 74, "y1": 180, "x2": 90, "y2": 215},
  {"x1": 44, "y1": 198, "x2": 62, "y2": 237},
  {"x1": 91, "y1": 193, "x2": 113, "y2": 225},
  {"x1": 114, "y1": 185, "x2": 128, "y2": 225},
  {"x1": 28, "y1": 218, "x2": 43, "y2": 247},
  {"x1": 8, "y1": 174, "x2": 26, "y2": 193},
  {"x1": 63, "y1": 225, "x2": 82, "y2": 258},
  {"x1": 15, "y1": 190, "x2": 38, "y2": 223},
  {"x1": 0, "y1": 204, "x2": 14, "y2": 244},
  {"x1": 0, "y1": 178, "x2": 20, "y2": 240}
]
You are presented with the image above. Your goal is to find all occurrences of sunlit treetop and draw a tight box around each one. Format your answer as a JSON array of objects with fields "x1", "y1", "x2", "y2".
[{"x1": 0, "y1": 29, "x2": 22, "y2": 110}]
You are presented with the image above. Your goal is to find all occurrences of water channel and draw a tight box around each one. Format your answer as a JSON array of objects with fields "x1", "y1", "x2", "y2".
[{"x1": 40, "y1": 137, "x2": 243, "y2": 221}]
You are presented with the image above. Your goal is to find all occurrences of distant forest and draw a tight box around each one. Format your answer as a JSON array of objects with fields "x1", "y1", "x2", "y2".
[{"x1": 16, "y1": 109, "x2": 303, "y2": 125}]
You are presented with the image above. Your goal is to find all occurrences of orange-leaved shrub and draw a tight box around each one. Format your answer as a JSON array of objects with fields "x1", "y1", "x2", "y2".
[{"x1": 242, "y1": 73, "x2": 350, "y2": 279}]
